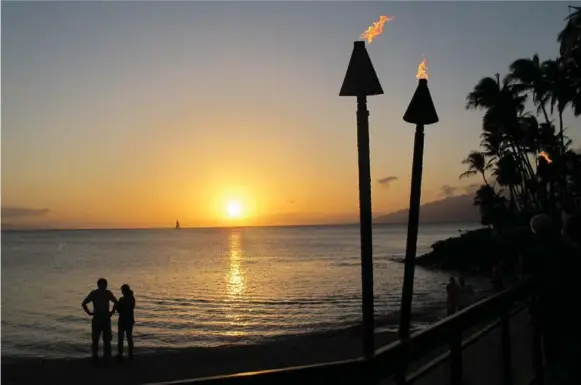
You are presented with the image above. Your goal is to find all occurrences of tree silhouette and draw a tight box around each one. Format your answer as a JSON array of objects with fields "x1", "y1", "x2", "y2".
[
  {"x1": 460, "y1": 151, "x2": 492, "y2": 187},
  {"x1": 461, "y1": 6, "x2": 581, "y2": 228}
]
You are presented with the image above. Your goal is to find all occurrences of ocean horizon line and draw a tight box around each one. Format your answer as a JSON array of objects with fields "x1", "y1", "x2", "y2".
[{"x1": 0, "y1": 220, "x2": 480, "y2": 233}]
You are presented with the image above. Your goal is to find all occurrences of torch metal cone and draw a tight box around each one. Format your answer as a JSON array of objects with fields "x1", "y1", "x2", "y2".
[
  {"x1": 403, "y1": 79, "x2": 439, "y2": 125},
  {"x1": 339, "y1": 41, "x2": 384, "y2": 97}
]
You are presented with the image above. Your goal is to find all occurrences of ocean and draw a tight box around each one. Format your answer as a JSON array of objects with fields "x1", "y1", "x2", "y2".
[{"x1": 1, "y1": 223, "x2": 486, "y2": 359}]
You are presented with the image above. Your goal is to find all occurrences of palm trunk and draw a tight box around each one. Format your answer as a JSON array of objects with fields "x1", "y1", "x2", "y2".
[
  {"x1": 558, "y1": 106, "x2": 565, "y2": 156},
  {"x1": 515, "y1": 143, "x2": 535, "y2": 180},
  {"x1": 540, "y1": 103, "x2": 551, "y2": 126},
  {"x1": 558, "y1": 106, "x2": 568, "y2": 208},
  {"x1": 509, "y1": 186, "x2": 517, "y2": 213},
  {"x1": 507, "y1": 133, "x2": 534, "y2": 181},
  {"x1": 511, "y1": 144, "x2": 535, "y2": 208},
  {"x1": 481, "y1": 173, "x2": 490, "y2": 187},
  {"x1": 519, "y1": 184, "x2": 530, "y2": 210}
]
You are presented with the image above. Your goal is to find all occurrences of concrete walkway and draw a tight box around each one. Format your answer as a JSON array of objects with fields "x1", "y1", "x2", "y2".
[{"x1": 380, "y1": 308, "x2": 536, "y2": 385}]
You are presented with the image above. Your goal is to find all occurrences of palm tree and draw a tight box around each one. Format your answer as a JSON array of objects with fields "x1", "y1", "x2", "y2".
[
  {"x1": 492, "y1": 153, "x2": 524, "y2": 212},
  {"x1": 507, "y1": 55, "x2": 574, "y2": 193},
  {"x1": 459, "y1": 151, "x2": 492, "y2": 186},
  {"x1": 508, "y1": 54, "x2": 551, "y2": 124},
  {"x1": 558, "y1": 6, "x2": 581, "y2": 61},
  {"x1": 542, "y1": 58, "x2": 574, "y2": 155},
  {"x1": 558, "y1": 6, "x2": 581, "y2": 117},
  {"x1": 517, "y1": 115, "x2": 541, "y2": 154},
  {"x1": 473, "y1": 185, "x2": 498, "y2": 226},
  {"x1": 466, "y1": 74, "x2": 527, "y2": 120},
  {"x1": 467, "y1": 74, "x2": 534, "y2": 178},
  {"x1": 463, "y1": 6, "x2": 581, "y2": 225}
]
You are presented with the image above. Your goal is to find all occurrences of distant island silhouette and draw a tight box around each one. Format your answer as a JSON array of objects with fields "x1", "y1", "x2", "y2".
[{"x1": 374, "y1": 194, "x2": 479, "y2": 225}]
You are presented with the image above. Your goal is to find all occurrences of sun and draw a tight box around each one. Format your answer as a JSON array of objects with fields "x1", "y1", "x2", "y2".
[{"x1": 226, "y1": 201, "x2": 243, "y2": 219}]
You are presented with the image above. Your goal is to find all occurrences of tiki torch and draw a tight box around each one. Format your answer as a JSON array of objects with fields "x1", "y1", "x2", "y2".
[
  {"x1": 537, "y1": 151, "x2": 553, "y2": 209},
  {"x1": 398, "y1": 57, "x2": 439, "y2": 340},
  {"x1": 339, "y1": 41, "x2": 384, "y2": 359}
]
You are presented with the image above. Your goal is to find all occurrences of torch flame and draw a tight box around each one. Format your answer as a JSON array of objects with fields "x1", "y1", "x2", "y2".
[
  {"x1": 360, "y1": 15, "x2": 393, "y2": 44},
  {"x1": 539, "y1": 151, "x2": 553, "y2": 164},
  {"x1": 416, "y1": 56, "x2": 428, "y2": 80}
]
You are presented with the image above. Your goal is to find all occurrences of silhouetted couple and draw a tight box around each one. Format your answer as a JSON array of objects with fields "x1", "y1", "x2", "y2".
[{"x1": 81, "y1": 278, "x2": 135, "y2": 361}]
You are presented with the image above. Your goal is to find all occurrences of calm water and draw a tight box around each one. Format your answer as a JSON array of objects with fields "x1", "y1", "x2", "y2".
[{"x1": 1, "y1": 223, "x2": 485, "y2": 358}]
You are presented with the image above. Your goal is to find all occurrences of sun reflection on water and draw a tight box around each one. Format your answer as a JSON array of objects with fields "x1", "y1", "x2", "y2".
[{"x1": 227, "y1": 232, "x2": 245, "y2": 298}]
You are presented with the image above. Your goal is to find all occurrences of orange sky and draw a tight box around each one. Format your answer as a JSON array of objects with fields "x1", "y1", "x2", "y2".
[{"x1": 2, "y1": 2, "x2": 578, "y2": 229}]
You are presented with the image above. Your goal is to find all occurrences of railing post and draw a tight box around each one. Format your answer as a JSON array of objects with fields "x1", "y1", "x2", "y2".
[
  {"x1": 450, "y1": 330, "x2": 463, "y2": 385},
  {"x1": 396, "y1": 370, "x2": 407, "y2": 385},
  {"x1": 530, "y1": 292, "x2": 544, "y2": 384},
  {"x1": 395, "y1": 341, "x2": 409, "y2": 385},
  {"x1": 500, "y1": 310, "x2": 513, "y2": 385}
]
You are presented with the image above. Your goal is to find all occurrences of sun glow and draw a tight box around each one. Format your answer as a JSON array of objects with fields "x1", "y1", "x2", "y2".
[
  {"x1": 210, "y1": 186, "x2": 256, "y2": 224},
  {"x1": 227, "y1": 201, "x2": 243, "y2": 219}
]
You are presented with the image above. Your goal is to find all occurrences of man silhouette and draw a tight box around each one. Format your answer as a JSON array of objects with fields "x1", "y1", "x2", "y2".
[{"x1": 82, "y1": 278, "x2": 118, "y2": 360}]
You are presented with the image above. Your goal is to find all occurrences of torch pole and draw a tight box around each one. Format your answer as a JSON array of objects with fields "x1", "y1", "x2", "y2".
[
  {"x1": 339, "y1": 40, "x2": 383, "y2": 360},
  {"x1": 356, "y1": 94, "x2": 375, "y2": 360},
  {"x1": 398, "y1": 124, "x2": 425, "y2": 340}
]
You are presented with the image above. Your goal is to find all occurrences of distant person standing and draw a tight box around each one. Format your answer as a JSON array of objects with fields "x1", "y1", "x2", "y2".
[
  {"x1": 491, "y1": 263, "x2": 504, "y2": 290},
  {"x1": 446, "y1": 277, "x2": 459, "y2": 315},
  {"x1": 82, "y1": 278, "x2": 118, "y2": 360},
  {"x1": 117, "y1": 284, "x2": 136, "y2": 360},
  {"x1": 458, "y1": 277, "x2": 474, "y2": 310}
]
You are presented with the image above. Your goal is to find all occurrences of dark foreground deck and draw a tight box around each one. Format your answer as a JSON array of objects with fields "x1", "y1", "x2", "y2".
[{"x1": 147, "y1": 280, "x2": 543, "y2": 385}]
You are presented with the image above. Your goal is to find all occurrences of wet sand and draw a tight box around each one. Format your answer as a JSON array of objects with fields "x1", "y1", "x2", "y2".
[{"x1": 2, "y1": 319, "x2": 407, "y2": 385}]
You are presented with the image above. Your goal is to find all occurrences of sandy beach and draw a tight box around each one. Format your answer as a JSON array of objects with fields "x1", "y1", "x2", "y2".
[
  {"x1": 2, "y1": 293, "x2": 471, "y2": 385},
  {"x1": 1, "y1": 323, "x2": 398, "y2": 385},
  {"x1": 2, "y1": 291, "x2": 498, "y2": 385}
]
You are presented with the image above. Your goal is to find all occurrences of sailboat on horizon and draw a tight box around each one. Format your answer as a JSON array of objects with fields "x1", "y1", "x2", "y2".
[{"x1": 175, "y1": 220, "x2": 181, "y2": 230}]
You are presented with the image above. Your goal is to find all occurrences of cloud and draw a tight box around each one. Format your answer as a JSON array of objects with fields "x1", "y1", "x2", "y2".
[
  {"x1": 463, "y1": 183, "x2": 481, "y2": 194},
  {"x1": 1, "y1": 207, "x2": 49, "y2": 219},
  {"x1": 440, "y1": 185, "x2": 459, "y2": 197},
  {"x1": 377, "y1": 176, "x2": 398, "y2": 188},
  {"x1": 440, "y1": 183, "x2": 481, "y2": 198}
]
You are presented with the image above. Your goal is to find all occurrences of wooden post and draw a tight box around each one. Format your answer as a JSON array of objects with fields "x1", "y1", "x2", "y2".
[
  {"x1": 450, "y1": 331, "x2": 463, "y2": 385},
  {"x1": 501, "y1": 311, "x2": 513, "y2": 385},
  {"x1": 357, "y1": 94, "x2": 375, "y2": 360},
  {"x1": 398, "y1": 124, "x2": 425, "y2": 340}
]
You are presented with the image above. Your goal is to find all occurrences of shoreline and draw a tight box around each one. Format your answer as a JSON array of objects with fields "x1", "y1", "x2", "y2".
[
  {"x1": 1, "y1": 303, "x2": 448, "y2": 361},
  {"x1": 1, "y1": 293, "x2": 494, "y2": 385},
  {"x1": 0, "y1": 311, "x2": 409, "y2": 362},
  {"x1": 1, "y1": 322, "x2": 399, "y2": 385}
]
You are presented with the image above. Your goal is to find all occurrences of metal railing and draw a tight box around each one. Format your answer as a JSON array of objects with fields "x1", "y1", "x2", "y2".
[{"x1": 147, "y1": 280, "x2": 543, "y2": 385}]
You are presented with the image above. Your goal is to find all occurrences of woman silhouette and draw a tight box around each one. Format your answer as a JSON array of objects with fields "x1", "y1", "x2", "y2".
[{"x1": 117, "y1": 284, "x2": 136, "y2": 359}]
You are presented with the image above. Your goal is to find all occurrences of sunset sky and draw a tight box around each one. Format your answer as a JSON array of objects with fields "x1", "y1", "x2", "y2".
[{"x1": 2, "y1": 1, "x2": 581, "y2": 229}]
